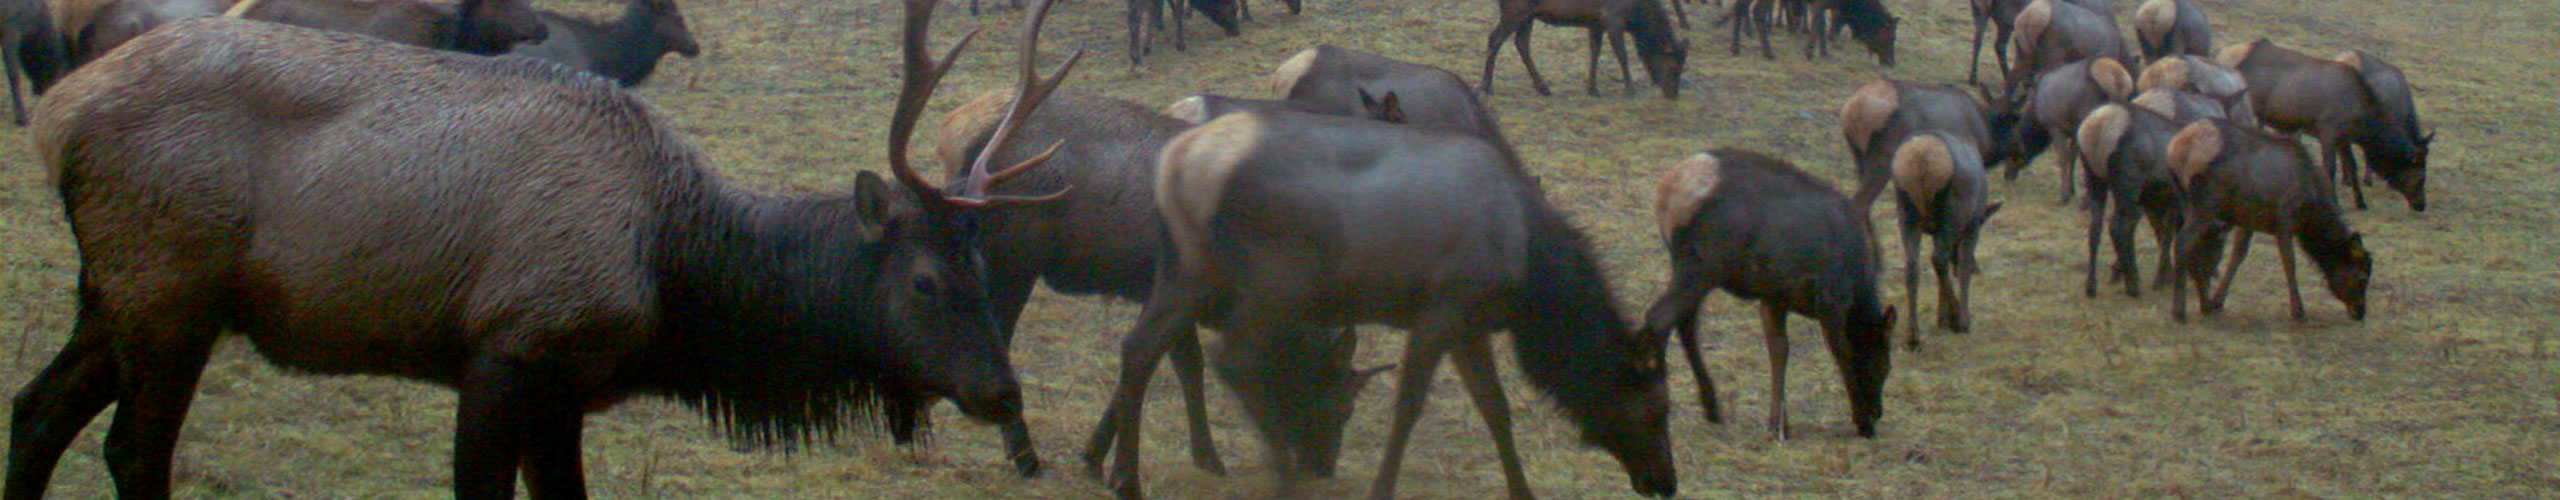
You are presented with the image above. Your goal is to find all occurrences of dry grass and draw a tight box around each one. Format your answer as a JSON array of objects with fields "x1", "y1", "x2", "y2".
[{"x1": 1, "y1": 0, "x2": 2554, "y2": 498}]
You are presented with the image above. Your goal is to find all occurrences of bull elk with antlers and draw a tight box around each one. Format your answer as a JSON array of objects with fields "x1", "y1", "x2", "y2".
[
  {"x1": 2217, "y1": 39, "x2": 2433, "y2": 211},
  {"x1": 7, "y1": 0, "x2": 1077, "y2": 497}
]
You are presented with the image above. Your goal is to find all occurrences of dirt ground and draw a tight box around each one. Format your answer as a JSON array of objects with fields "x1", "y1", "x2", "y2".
[{"x1": 0, "y1": 0, "x2": 2551, "y2": 498}]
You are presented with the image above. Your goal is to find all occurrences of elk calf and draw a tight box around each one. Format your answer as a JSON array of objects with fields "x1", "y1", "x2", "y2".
[
  {"x1": 1999, "y1": 56, "x2": 2132, "y2": 202},
  {"x1": 503, "y1": 0, "x2": 701, "y2": 87},
  {"x1": 1482, "y1": 0, "x2": 1688, "y2": 98},
  {"x1": 2218, "y1": 39, "x2": 2433, "y2": 211},
  {"x1": 2131, "y1": 0, "x2": 2209, "y2": 62},
  {"x1": 2166, "y1": 118, "x2": 2373, "y2": 322},
  {"x1": 1644, "y1": 149, "x2": 1897, "y2": 439},
  {"x1": 1891, "y1": 134, "x2": 2001, "y2": 341},
  {"x1": 2073, "y1": 100, "x2": 2217, "y2": 298}
]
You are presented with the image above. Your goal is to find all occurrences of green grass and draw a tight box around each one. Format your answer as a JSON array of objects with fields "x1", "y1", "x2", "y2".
[{"x1": 0, "y1": 0, "x2": 2553, "y2": 498}]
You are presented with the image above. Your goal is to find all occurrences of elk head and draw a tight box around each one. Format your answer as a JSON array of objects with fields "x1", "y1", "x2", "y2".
[
  {"x1": 1856, "y1": 16, "x2": 1901, "y2": 67},
  {"x1": 2325, "y1": 233, "x2": 2373, "y2": 321},
  {"x1": 644, "y1": 0, "x2": 703, "y2": 58},
  {"x1": 1842, "y1": 304, "x2": 1897, "y2": 437},
  {"x1": 453, "y1": 0, "x2": 548, "y2": 55}
]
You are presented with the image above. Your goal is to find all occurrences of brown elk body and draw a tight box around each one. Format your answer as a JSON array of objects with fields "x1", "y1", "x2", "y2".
[
  {"x1": 2135, "y1": 54, "x2": 2252, "y2": 123},
  {"x1": 2006, "y1": 0, "x2": 2128, "y2": 91},
  {"x1": 2131, "y1": 0, "x2": 2208, "y2": 62},
  {"x1": 1839, "y1": 79, "x2": 2024, "y2": 214},
  {"x1": 55, "y1": 0, "x2": 223, "y2": 67},
  {"x1": 1890, "y1": 134, "x2": 2002, "y2": 341},
  {"x1": 1272, "y1": 45, "x2": 1508, "y2": 141},
  {"x1": 230, "y1": 0, "x2": 547, "y2": 55},
  {"x1": 2073, "y1": 100, "x2": 2220, "y2": 298},
  {"x1": 2, "y1": 0, "x2": 66, "y2": 124},
  {"x1": 1100, "y1": 111, "x2": 1677, "y2": 500},
  {"x1": 1481, "y1": 0, "x2": 1688, "y2": 98},
  {"x1": 1804, "y1": 0, "x2": 1898, "y2": 65},
  {"x1": 8, "y1": 1, "x2": 1076, "y2": 496},
  {"x1": 1999, "y1": 56, "x2": 2132, "y2": 202},
  {"x1": 502, "y1": 0, "x2": 700, "y2": 87},
  {"x1": 2218, "y1": 39, "x2": 2432, "y2": 211},
  {"x1": 1965, "y1": 0, "x2": 2106, "y2": 84},
  {"x1": 1644, "y1": 149, "x2": 1897, "y2": 439},
  {"x1": 2165, "y1": 118, "x2": 2373, "y2": 322}
]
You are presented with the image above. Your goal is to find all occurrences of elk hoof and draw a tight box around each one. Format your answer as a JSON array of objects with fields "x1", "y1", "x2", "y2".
[
  {"x1": 1191, "y1": 450, "x2": 1228, "y2": 477},
  {"x1": 1015, "y1": 455, "x2": 1044, "y2": 478}
]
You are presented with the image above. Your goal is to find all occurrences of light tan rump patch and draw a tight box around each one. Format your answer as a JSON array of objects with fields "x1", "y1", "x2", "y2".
[
  {"x1": 2166, "y1": 121, "x2": 2223, "y2": 187},
  {"x1": 2014, "y1": 0, "x2": 2054, "y2": 55},
  {"x1": 2213, "y1": 41, "x2": 2257, "y2": 70},
  {"x1": 1654, "y1": 153, "x2": 1724, "y2": 244},
  {"x1": 2077, "y1": 104, "x2": 2132, "y2": 182},
  {"x1": 2133, "y1": 0, "x2": 2176, "y2": 47},
  {"x1": 2136, "y1": 56, "x2": 2190, "y2": 93},
  {"x1": 2331, "y1": 50, "x2": 2365, "y2": 69},
  {"x1": 1160, "y1": 95, "x2": 1212, "y2": 124},
  {"x1": 223, "y1": 0, "x2": 263, "y2": 17},
  {"x1": 2130, "y1": 89, "x2": 2179, "y2": 117},
  {"x1": 2090, "y1": 57, "x2": 2134, "y2": 101},
  {"x1": 933, "y1": 90, "x2": 1017, "y2": 174},
  {"x1": 1839, "y1": 80, "x2": 1900, "y2": 154},
  {"x1": 1268, "y1": 47, "x2": 1323, "y2": 96},
  {"x1": 1892, "y1": 135, "x2": 1955, "y2": 217},
  {"x1": 1156, "y1": 113, "x2": 1270, "y2": 276}
]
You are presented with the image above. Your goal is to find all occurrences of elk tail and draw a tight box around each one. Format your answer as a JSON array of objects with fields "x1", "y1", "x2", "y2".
[{"x1": 224, "y1": 0, "x2": 265, "y2": 18}]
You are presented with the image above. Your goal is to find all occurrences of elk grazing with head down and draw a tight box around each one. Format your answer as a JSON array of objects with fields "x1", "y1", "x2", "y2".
[
  {"x1": 501, "y1": 0, "x2": 701, "y2": 87},
  {"x1": 2071, "y1": 99, "x2": 2221, "y2": 298},
  {"x1": 1996, "y1": 56, "x2": 2133, "y2": 202},
  {"x1": 8, "y1": 0, "x2": 1075, "y2": 497},
  {"x1": 1838, "y1": 79, "x2": 2026, "y2": 214},
  {"x1": 1964, "y1": 0, "x2": 2107, "y2": 84},
  {"x1": 2165, "y1": 118, "x2": 2374, "y2": 322},
  {"x1": 2004, "y1": 0, "x2": 2128, "y2": 91},
  {"x1": 1481, "y1": 0, "x2": 1688, "y2": 98},
  {"x1": 1097, "y1": 110, "x2": 1677, "y2": 500},
  {"x1": 1645, "y1": 149, "x2": 1897, "y2": 439},
  {"x1": 2130, "y1": 0, "x2": 2208, "y2": 62},
  {"x1": 1723, "y1": 0, "x2": 1892, "y2": 66},
  {"x1": 2217, "y1": 39, "x2": 2433, "y2": 211},
  {"x1": 1889, "y1": 134, "x2": 2002, "y2": 342},
  {"x1": 2136, "y1": 54, "x2": 2251, "y2": 123}
]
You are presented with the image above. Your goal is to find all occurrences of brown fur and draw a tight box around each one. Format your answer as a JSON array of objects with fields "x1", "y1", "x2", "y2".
[
  {"x1": 1891, "y1": 135, "x2": 1955, "y2": 217},
  {"x1": 1482, "y1": 0, "x2": 1689, "y2": 98},
  {"x1": 2077, "y1": 104, "x2": 2131, "y2": 182},
  {"x1": 2220, "y1": 39, "x2": 2433, "y2": 211},
  {"x1": 1653, "y1": 152, "x2": 1724, "y2": 243},
  {"x1": 2135, "y1": 55, "x2": 2250, "y2": 121},
  {"x1": 2166, "y1": 120, "x2": 2221, "y2": 186},
  {"x1": 2005, "y1": 0, "x2": 2128, "y2": 91},
  {"x1": 2163, "y1": 118, "x2": 2373, "y2": 322},
  {"x1": 1840, "y1": 79, "x2": 1899, "y2": 154}
]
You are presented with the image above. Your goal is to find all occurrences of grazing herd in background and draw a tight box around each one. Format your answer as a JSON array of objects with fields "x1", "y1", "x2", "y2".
[{"x1": 0, "y1": 0, "x2": 2436, "y2": 498}]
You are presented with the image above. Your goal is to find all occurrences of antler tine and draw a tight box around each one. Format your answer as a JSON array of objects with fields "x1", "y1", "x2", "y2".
[
  {"x1": 954, "y1": 0, "x2": 1083, "y2": 202},
  {"x1": 886, "y1": 0, "x2": 978, "y2": 201}
]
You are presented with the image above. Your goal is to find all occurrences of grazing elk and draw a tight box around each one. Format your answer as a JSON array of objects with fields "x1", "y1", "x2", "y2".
[
  {"x1": 1099, "y1": 111, "x2": 1678, "y2": 500},
  {"x1": 502, "y1": 0, "x2": 700, "y2": 87},
  {"x1": 2217, "y1": 39, "x2": 2432, "y2": 211},
  {"x1": 2131, "y1": 0, "x2": 2208, "y2": 62},
  {"x1": 1838, "y1": 79, "x2": 2025, "y2": 214},
  {"x1": 1965, "y1": 0, "x2": 2107, "y2": 84},
  {"x1": 2166, "y1": 118, "x2": 2373, "y2": 322},
  {"x1": 1481, "y1": 0, "x2": 1688, "y2": 98},
  {"x1": 1270, "y1": 44, "x2": 1522, "y2": 167},
  {"x1": 1998, "y1": 56, "x2": 2133, "y2": 202},
  {"x1": 1644, "y1": 149, "x2": 1897, "y2": 439},
  {"x1": 226, "y1": 0, "x2": 549, "y2": 55},
  {"x1": 1124, "y1": 0, "x2": 1239, "y2": 65},
  {"x1": 2004, "y1": 0, "x2": 2128, "y2": 92},
  {"x1": 2, "y1": 0, "x2": 65, "y2": 125},
  {"x1": 9, "y1": 0, "x2": 1076, "y2": 497},
  {"x1": 1890, "y1": 134, "x2": 2001, "y2": 341},
  {"x1": 1804, "y1": 0, "x2": 1898, "y2": 66},
  {"x1": 2135, "y1": 54, "x2": 2252, "y2": 123},
  {"x1": 2072, "y1": 100, "x2": 2220, "y2": 298}
]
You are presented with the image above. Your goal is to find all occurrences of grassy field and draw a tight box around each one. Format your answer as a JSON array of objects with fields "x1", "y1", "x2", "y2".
[{"x1": 1, "y1": 0, "x2": 2553, "y2": 497}]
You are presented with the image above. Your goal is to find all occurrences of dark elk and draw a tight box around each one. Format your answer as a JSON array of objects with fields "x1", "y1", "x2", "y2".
[
  {"x1": 2, "y1": 0, "x2": 67, "y2": 125},
  {"x1": 2072, "y1": 98, "x2": 2221, "y2": 298},
  {"x1": 2166, "y1": 118, "x2": 2374, "y2": 322},
  {"x1": 1102, "y1": 111, "x2": 1678, "y2": 500},
  {"x1": 1124, "y1": 0, "x2": 1239, "y2": 65},
  {"x1": 501, "y1": 0, "x2": 701, "y2": 87},
  {"x1": 1965, "y1": 0, "x2": 2108, "y2": 84},
  {"x1": 2131, "y1": 0, "x2": 2209, "y2": 62},
  {"x1": 937, "y1": 88, "x2": 1391, "y2": 478},
  {"x1": 1644, "y1": 149, "x2": 1897, "y2": 439},
  {"x1": 2003, "y1": 0, "x2": 2128, "y2": 90},
  {"x1": 1724, "y1": 0, "x2": 1896, "y2": 66},
  {"x1": 2135, "y1": 54, "x2": 2251, "y2": 124},
  {"x1": 1838, "y1": 79, "x2": 2023, "y2": 214},
  {"x1": 8, "y1": 0, "x2": 1075, "y2": 497},
  {"x1": 2217, "y1": 39, "x2": 2433, "y2": 211},
  {"x1": 1889, "y1": 134, "x2": 2002, "y2": 343},
  {"x1": 225, "y1": 0, "x2": 548, "y2": 54},
  {"x1": 1481, "y1": 0, "x2": 1688, "y2": 98},
  {"x1": 1998, "y1": 56, "x2": 2133, "y2": 202},
  {"x1": 1269, "y1": 44, "x2": 1523, "y2": 165}
]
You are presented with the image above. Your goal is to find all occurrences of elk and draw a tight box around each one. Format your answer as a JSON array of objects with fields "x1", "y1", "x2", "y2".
[
  {"x1": 226, "y1": 0, "x2": 548, "y2": 55},
  {"x1": 2130, "y1": 0, "x2": 2208, "y2": 62},
  {"x1": 1889, "y1": 134, "x2": 2002, "y2": 341},
  {"x1": 2072, "y1": 100, "x2": 2220, "y2": 298},
  {"x1": 1270, "y1": 44, "x2": 1522, "y2": 167},
  {"x1": 2135, "y1": 54, "x2": 2251, "y2": 124},
  {"x1": 2, "y1": 0, "x2": 65, "y2": 125},
  {"x1": 2165, "y1": 118, "x2": 2373, "y2": 322},
  {"x1": 1803, "y1": 0, "x2": 1898, "y2": 66},
  {"x1": 52, "y1": 0, "x2": 223, "y2": 67},
  {"x1": 1480, "y1": 0, "x2": 1688, "y2": 99},
  {"x1": 1159, "y1": 90, "x2": 1400, "y2": 125},
  {"x1": 1998, "y1": 56, "x2": 2133, "y2": 202},
  {"x1": 1965, "y1": 0, "x2": 2107, "y2": 84},
  {"x1": 502, "y1": 0, "x2": 700, "y2": 87},
  {"x1": 1124, "y1": 0, "x2": 1239, "y2": 65},
  {"x1": 1838, "y1": 79, "x2": 2024, "y2": 214},
  {"x1": 1097, "y1": 111, "x2": 1678, "y2": 500},
  {"x1": 1644, "y1": 149, "x2": 1897, "y2": 439},
  {"x1": 9, "y1": 0, "x2": 1076, "y2": 497},
  {"x1": 2004, "y1": 0, "x2": 2128, "y2": 92},
  {"x1": 2217, "y1": 39, "x2": 2432, "y2": 211}
]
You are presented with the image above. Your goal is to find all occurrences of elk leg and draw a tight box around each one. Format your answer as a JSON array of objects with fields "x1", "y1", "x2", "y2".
[
  {"x1": 1669, "y1": 0, "x2": 1691, "y2": 28},
  {"x1": 2206, "y1": 229, "x2": 2252, "y2": 315},
  {"x1": 2277, "y1": 233, "x2": 2305, "y2": 321},
  {"x1": 1967, "y1": 6, "x2": 1987, "y2": 84},
  {"x1": 1800, "y1": 5, "x2": 1821, "y2": 59},
  {"x1": 1451, "y1": 339, "x2": 1532, "y2": 500},
  {"x1": 1899, "y1": 206, "x2": 1924, "y2": 342},
  {"x1": 884, "y1": 390, "x2": 930, "y2": 445},
  {"x1": 452, "y1": 355, "x2": 550, "y2": 500},
  {"x1": 1727, "y1": 0, "x2": 1748, "y2": 56},
  {"x1": 1756, "y1": 0, "x2": 1777, "y2": 59},
  {"x1": 2054, "y1": 126, "x2": 2080, "y2": 203},
  {"x1": 4, "y1": 47, "x2": 24, "y2": 126},
  {"x1": 1365, "y1": 317, "x2": 1461, "y2": 500},
  {"x1": 1584, "y1": 28, "x2": 1604, "y2": 97},
  {"x1": 2111, "y1": 189, "x2": 2147, "y2": 296},
  {"x1": 1610, "y1": 28, "x2": 1635, "y2": 95},
  {"x1": 1481, "y1": 16, "x2": 1522, "y2": 94},
  {"x1": 2084, "y1": 185, "x2": 2108, "y2": 297},
  {"x1": 1169, "y1": 0, "x2": 1189, "y2": 52},
  {"x1": 97, "y1": 315, "x2": 219, "y2": 500},
  {"x1": 4, "y1": 320, "x2": 121, "y2": 500},
  {"x1": 1760, "y1": 304, "x2": 1792, "y2": 440},
  {"x1": 2169, "y1": 207, "x2": 2206, "y2": 322},
  {"x1": 1126, "y1": 0, "x2": 1149, "y2": 64},
  {"x1": 2339, "y1": 142, "x2": 2370, "y2": 209},
  {"x1": 1992, "y1": 26, "x2": 2014, "y2": 85},
  {"x1": 516, "y1": 389, "x2": 588, "y2": 500},
  {"x1": 1932, "y1": 237, "x2": 1962, "y2": 332},
  {"x1": 1170, "y1": 326, "x2": 1226, "y2": 476},
  {"x1": 1513, "y1": 22, "x2": 1552, "y2": 96},
  {"x1": 1642, "y1": 267, "x2": 1722, "y2": 422},
  {"x1": 2148, "y1": 207, "x2": 2181, "y2": 291}
]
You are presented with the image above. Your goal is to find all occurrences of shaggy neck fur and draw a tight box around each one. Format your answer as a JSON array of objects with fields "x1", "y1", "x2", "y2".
[
  {"x1": 2295, "y1": 200, "x2": 2359, "y2": 275},
  {"x1": 1507, "y1": 202, "x2": 1645, "y2": 433}
]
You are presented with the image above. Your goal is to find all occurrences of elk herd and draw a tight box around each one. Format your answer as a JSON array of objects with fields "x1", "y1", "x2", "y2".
[{"x1": 0, "y1": 0, "x2": 2437, "y2": 498}]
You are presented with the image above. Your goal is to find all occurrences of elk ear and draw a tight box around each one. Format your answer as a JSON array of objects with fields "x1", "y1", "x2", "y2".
[
  {"x1": 1359, "y1": 88, "x2": 1406, "y2": 124},
  {"x1": 852, "y1": 171, "x2": 893, "y2": 242}
]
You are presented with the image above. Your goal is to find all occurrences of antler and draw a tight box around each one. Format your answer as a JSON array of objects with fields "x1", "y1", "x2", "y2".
[{"x1": 881, "y1": 0, "x2": 1080, "y2": 210}]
